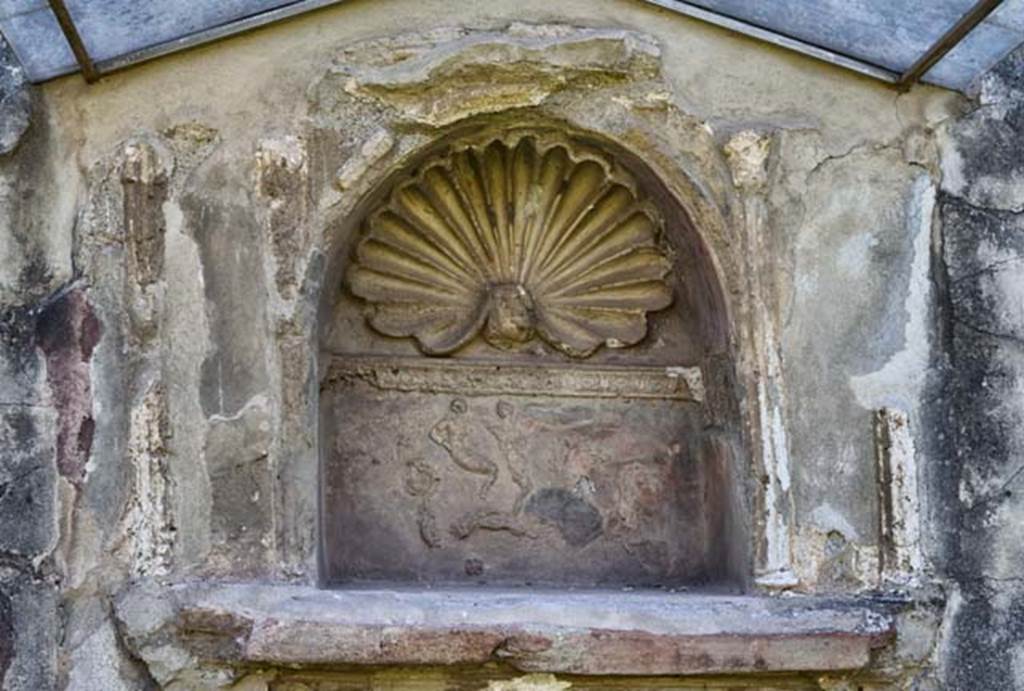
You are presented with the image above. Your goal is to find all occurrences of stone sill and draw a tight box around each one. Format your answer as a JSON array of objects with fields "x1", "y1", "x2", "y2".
[{"x1": 116, "y1": 582, "x2": 896, "y2": 678}]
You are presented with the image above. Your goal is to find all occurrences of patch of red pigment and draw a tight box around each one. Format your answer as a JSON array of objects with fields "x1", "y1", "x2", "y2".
[{"x1": 35, "y1": 288, "x2": 101, "y2": 485}]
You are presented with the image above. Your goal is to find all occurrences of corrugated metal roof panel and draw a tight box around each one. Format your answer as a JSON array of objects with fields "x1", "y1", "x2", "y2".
[
  {"x1": 0, "y1": 0, "x2": 305, "y2": 79},
  {"x1": 678, "y1": 0, "x2": 1023, "y2": 89}
]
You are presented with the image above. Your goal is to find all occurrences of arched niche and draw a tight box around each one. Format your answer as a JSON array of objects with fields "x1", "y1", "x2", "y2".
[{"x1": 318, "y1": 125, "x2": 747, "y2": 589}]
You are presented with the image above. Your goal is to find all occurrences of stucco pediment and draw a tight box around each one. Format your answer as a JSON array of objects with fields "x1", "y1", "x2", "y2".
[{"x1": 316, "y1": 24, "x2": 660, "y2": 128}]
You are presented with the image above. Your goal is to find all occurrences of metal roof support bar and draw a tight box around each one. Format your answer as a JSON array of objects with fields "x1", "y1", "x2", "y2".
[
  {"x1": 897, "y1": 0, "x2": 1005, "y2": 89},
  {"x1": 46, "y1": 0, "x2": 98, "y2": 82}
]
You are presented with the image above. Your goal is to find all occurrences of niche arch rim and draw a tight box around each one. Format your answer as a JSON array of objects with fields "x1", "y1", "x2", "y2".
[
  {"x1": 316, "y1": 119, "x2": 751, "y2": 590},
  {"x1": 318, "y1": 121, "x2": 736, "y2": 364}
]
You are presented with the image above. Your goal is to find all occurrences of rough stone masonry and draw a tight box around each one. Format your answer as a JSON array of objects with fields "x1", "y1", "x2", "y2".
[{"x1": 0, "y1": 1, "x2": 1022, "y2": 689}]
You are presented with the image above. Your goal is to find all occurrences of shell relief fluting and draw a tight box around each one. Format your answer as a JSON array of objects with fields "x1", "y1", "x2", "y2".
[{"x1": 346, "y1": 135, "x2": 674, "y2": 357}]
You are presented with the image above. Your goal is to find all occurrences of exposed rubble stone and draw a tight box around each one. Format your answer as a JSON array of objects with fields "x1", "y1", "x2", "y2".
[
  {"x1": 0, "y1": 37, "x2": 30, "y2": 156},
  {"x1": 926, "y1": 43, "x2": 1024, "y2": 691}
]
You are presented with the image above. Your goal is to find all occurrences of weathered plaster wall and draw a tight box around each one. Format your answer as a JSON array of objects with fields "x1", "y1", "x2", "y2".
[
  {"x1": 1, "y1": 0, "x2": 1014, "y2": 687},
  {"x1": 930, "y1": 44, "x2": 1024, "y2": 691},
  {"x1": 0, "y1": 34, "x2": 71, "y2": 691}
]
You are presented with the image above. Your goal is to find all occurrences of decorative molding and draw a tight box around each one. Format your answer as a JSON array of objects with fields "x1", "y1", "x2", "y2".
[
  {"x1": 346, "y1": 134, "x2": 674, "y2": 358},
  {"x1": 324, "y1": 355, "x2": 704, "y2": 402}
]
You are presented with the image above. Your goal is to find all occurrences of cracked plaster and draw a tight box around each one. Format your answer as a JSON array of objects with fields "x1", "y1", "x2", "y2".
[{"x1": 0, "y1": 1, "x2": 1005, "y2": 688}]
